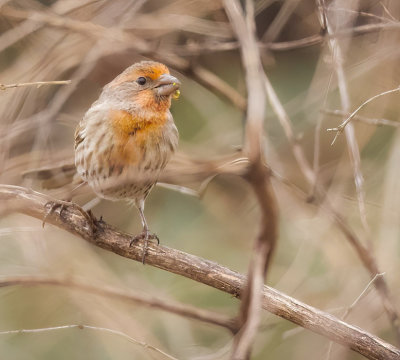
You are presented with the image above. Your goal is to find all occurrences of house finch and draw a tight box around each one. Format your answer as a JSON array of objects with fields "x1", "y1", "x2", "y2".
[{"x1": 74, "y1": 60, "x2": 180, "y2": 262}]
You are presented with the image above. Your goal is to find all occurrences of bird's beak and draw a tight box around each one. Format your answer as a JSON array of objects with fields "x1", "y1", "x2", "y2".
[{"x1": 154, "y1": 74, "x2": 181, "y2": 96}]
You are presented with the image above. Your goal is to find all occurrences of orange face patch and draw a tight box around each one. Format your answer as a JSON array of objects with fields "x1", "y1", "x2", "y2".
[
  {"x1": 137, "y1": 63, "x2": 169, "y2": 81},
  {"x1": 135, "y1": 89, "x2": 172, "y2": 112}
]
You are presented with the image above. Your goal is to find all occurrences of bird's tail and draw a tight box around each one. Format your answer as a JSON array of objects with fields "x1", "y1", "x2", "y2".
[
  {"x1": 22, "y1": 152, "x2": 249, "y2": 197},
  {"x1": 22, "y1": 162, "x2": 81, "y2": 189}
]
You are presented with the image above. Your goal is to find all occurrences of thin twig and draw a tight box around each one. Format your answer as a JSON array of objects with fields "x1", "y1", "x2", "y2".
[
  {"x1": 380, "y1": 2, "x2": 398, "y2": 22},
  {"x1": 155, "y1": 53, "x2": 247, "y2": 112},
  {"x1": 323, "y1": 109, "x2": 400, "y2": 128},
  {"x1": 263, "y1": 73, "x2": 316, "y2": 185},
  {"x1": 0, "y1": 6, "x2": 128, "y2": 42},
  {"x1": 1, "y1": 187, "x2": 399, "y2": 358},
  {"x1": 0, "y1": 275, "x2": 236, "y2": 332},
  {"x1": 327, "y1": 86, "x2": 400, "y2": 143},
  {"x1": 261, "y1": 0, "x2": 301, "y2": 42},
  {"x1": 0, "y1": 80, "x2": 71, "y2": 90},
  {"x1": 330, "y1": 7, "x2": 397, "y2": 23},
  {"x1": 310, "y1": 70, "x2": 334, "y2": 199},
  {"x1": 343, "y1": 272, "x2": 386, "y2": 320},
  {"x1": 326, "y1": 273, "x2": 387, "y2": 360},
  {"x1": 319, "y1": 0, "x2": 373, "y2": 250},
  {"x1": 0, "y1": 324, "x2": 178, "y2": 360}
]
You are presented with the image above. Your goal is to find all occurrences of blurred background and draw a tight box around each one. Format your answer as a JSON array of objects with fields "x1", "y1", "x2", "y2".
[{"x1": 1, "y1": 0, "x2": 400, "y2": 359}]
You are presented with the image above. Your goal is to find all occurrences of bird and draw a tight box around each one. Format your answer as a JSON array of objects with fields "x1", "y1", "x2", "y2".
[{"x1": 74, "y1": 60, "x2": 180, "y2": 262}]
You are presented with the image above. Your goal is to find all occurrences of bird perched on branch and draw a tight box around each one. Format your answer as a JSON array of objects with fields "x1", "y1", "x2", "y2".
[{"x1": 74, "y1": 60, "x2": 180, "y2": 261}]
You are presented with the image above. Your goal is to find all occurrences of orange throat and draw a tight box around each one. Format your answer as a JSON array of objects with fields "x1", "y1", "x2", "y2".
[{"x1": 109, "y1": 109, "x2": 167, "y2": 165}]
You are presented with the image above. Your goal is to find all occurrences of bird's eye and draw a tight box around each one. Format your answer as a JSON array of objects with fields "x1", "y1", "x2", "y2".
[{"x1": 136, "y1": 77, "x2": 147, "y2": 85}]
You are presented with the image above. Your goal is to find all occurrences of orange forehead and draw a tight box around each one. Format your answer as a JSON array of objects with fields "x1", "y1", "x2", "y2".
[
  {"x1": 136, "y1": 63, "x2": 169, "y2": 80},
  {"x1": 112, "y1": 62, "x2": 170, "y2": 86}
]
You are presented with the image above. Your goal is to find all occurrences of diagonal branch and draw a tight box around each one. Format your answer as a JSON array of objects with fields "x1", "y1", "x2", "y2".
[{"x1": 1, "y1": 185, "x2": 399, "y2": 360}]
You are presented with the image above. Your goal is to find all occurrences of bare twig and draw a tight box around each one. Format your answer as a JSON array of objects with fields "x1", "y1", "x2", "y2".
[
  {"x1": 323, "y1": 109, "x2": 400, "y2": 128},
  {"x1": 262, "y1": 0, "x2": 301, "y2": 42},
  {"x1": 327, "y1": 86, "x2": 400, "y2": 142},
  {"x1": 318, "y1": 0, "x2": 370, "y2": 239},
  {"x1": 343, "y1": 273, "x2": 386, "y2": 320},
  {"x1": 0, "y1": 80, "x2": 71, "y2": 90},
  {"x1": 265, "y1": 21, "x2": 400, "y2": 51},
  {"x1": 266, "y1": 33, "x2": 323, "y2": 51},
  {"x1": 380, "y1": 2, "x2": 398, "y2": 22},
  {"x1": 326, "y1": 202, "x2": 400, "y2": 344},
  {"x1": 0, "y1": 1, "x2": 72, "y2": 53},
  {"x1": 0, "y1": 275, "x2": 236, "y2": 332},
  {"x1": 0, "y1": 6, "x2": 128, "y2": 42},
  {"x1": 326, "y1": 273, "x2": 387, "y2": 359},
  {"x1": 1, "y1": 193, "x2": 398, "y2": 356},
  {"x1": 168, "y1": 34, "x2": 324, "y2": 56},
  {"x1": 160, "y1": 54, "x2": 247, "y2": 111},
  {"x1": 329, "y1": 8, "x2": 397, "y2": 23},
  {"x1": 263, "y1": 74, "x2": 316, "y2": 185},
  {"x1": 311, "y1": 70, "x2": 334, "y2": 199},
  {"x1": 0, "y1": 324, "x2": 178, "y2": 360}
]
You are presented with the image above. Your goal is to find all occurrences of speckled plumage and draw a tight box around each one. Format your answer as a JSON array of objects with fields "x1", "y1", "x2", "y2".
[{"x1": 74, "y1": 61, "x2": 180, "y2": 258}]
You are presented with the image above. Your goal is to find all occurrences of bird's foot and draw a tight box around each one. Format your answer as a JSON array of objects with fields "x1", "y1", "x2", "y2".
[
  {"x1": 43, "y1": 200, "x2": 96, "y2": 236},
  {"x1": 98, "y1": 215, "x2": 106, "y2": 225},
  {"x1": 130, "y1": 230, "x2": 159, "y2": 264}
]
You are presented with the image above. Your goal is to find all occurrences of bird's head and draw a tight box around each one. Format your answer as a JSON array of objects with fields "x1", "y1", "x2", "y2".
[{"x1": 105, "y1": 61, "x2": 181, "y2": 113}]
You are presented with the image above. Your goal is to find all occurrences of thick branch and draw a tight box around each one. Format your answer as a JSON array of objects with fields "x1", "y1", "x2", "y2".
[{"x1": 0, "y1": 185, "x2": 399, "y2": 360}]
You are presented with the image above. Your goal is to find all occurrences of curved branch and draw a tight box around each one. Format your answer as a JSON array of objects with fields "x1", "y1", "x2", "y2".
[
  {"x1": 0, "y1": 185, "x2": 399, "y2": 360},
  {"x1": 0, "y1": 275, "x2": 236, "y2": 332}
]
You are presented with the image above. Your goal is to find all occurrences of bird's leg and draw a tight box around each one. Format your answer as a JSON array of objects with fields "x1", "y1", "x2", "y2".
[
  {"x1": 43, "y1": 199, "x2": 96, "y2": 235},
  {"x1": 129, "y1": 200, "x2": 159, "y2": 264}
]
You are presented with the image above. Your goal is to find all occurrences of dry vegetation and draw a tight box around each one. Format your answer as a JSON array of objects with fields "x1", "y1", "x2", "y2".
[{"x1": 1, "y1": 0, "x2": 400, "y2": 359}]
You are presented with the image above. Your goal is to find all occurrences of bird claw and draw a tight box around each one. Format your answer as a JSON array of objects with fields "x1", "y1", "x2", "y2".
[
  {"x1": 43, "y1": 200, "x2": 96, "y2": 236},
  {"x1": 130, "y1": 230, "x2": 159, "y2": 264},
  {"x1": 43, "y1": 201, "x2": 66, "y2": 228},
  {"x1": 97, "y1": 215, "x2": 106, "y2": 225}
]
